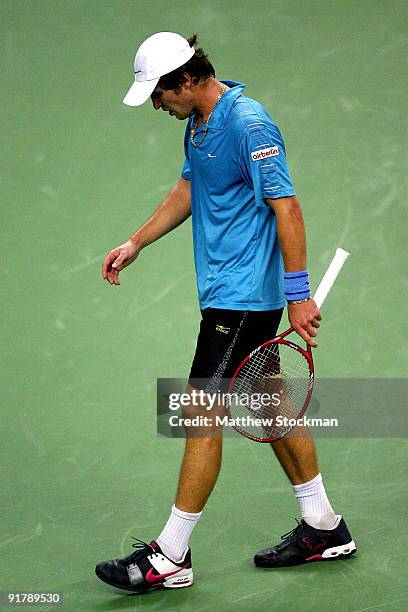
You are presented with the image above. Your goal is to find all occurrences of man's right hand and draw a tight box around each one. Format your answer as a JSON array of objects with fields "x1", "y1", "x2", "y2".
[{"x1": 102, "y1": 239, "x2": 140, "y2": 286}]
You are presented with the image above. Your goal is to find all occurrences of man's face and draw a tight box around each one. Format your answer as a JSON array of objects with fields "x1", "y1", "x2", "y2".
[{"x1": 150, "y1": 84, "x2": 193, "y2": 120}]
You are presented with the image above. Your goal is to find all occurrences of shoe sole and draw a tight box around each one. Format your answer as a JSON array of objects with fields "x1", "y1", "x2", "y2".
[
  {"x1": 95, "y1": 568, "x2": 194, "y2": 593},
  {"x1": 255, "y1": 541, "x2": 357, "y2": 568}
]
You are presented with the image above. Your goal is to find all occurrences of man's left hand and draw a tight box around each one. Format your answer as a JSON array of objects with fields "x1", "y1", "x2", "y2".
[{"x1": 288, "y1": 299, "x2": 322, "y2": 348}]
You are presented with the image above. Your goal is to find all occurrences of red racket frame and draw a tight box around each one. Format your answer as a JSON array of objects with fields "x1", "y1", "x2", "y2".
[{"x1": 226, "y1": 327, "x2": 315, "y2": 443}]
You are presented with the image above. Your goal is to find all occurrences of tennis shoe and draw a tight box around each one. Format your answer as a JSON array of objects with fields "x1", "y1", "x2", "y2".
[
  {"x1": 254, "y1": 517, "x2": 356, "y2": 567},
  {"x1": 95, "y1": 538, "x2": 193, "y2": 592}
]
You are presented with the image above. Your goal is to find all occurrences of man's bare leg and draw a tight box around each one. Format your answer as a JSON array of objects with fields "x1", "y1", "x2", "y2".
[
  {"x1": 271, "y1": 426, "x2": 318, "y2": 485},
  {"x1": 176, "y1": 436, "x2": 222, "y2": 512},
  {"x1": 175, "y1": 384, "x2": 224, "y2": 512},
  {"x1": 156, "y1": 387, "x2": 224, "y2": 558}
]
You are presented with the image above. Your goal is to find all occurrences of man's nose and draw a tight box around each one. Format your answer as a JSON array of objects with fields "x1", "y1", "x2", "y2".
[{"x1": 152, "y1": 98, "x2": 161, "y2": 110}]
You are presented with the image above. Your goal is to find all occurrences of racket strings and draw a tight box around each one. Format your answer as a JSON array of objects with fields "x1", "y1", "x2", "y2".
[{"x1": 228, "y1": 341, "x2": 312, "y2": 439}]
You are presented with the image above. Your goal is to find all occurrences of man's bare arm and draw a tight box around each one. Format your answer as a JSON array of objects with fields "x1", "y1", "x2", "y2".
[
  {"x1": 102, "y1": 177, "x2": 191, "y2": 285},
  {"x1": 130, "y1": 177, "x2": 191, "y2": 250},
  {"x1": 266, "y1": 196, "x2": 321, "y2": 346}
]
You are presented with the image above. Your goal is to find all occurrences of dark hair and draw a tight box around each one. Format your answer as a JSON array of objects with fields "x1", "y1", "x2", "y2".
[{"x1": 157, "y1": 34, "x2": 215, "y2": 90}]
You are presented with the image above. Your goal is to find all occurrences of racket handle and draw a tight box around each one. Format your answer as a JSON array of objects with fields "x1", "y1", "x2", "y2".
[{"x1": 313, "y1": 248, "x2": 350, "y2": 309}]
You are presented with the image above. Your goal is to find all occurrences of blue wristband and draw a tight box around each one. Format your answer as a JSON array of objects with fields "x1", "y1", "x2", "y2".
[{"x1": 284, "y1": 270, "x2": 311, "y2": 301}]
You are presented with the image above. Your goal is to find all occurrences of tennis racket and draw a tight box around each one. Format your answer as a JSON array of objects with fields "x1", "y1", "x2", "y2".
[{"x1": 226, "y1": 248, "x2": 350, "y2": 442}]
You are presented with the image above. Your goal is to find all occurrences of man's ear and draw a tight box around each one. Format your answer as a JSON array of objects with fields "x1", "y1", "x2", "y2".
[{"x1": 182, "y1": 73, "x2": 193, "y2": 89}]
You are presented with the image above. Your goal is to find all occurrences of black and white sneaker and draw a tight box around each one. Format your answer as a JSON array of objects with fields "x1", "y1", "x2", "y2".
[
  {"x1": 95, "y1": 538, "x2": 193, "y2": 593},
  {"x1": 254, "y1": 517, "x2": 356, "y2": 567}
]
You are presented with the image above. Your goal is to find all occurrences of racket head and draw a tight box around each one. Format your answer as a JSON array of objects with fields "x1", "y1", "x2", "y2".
[{"x1": 226, "y1": 333, "x2": 314, "y2": 442}]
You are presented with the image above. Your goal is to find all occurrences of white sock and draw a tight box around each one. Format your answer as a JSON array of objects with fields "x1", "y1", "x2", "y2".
[
  {"x1": 292, "y1": 473, "x2": 339, "y2": 530},
  {"x1": 157, "y1": 505, "x2": 202, "y2": 562}
]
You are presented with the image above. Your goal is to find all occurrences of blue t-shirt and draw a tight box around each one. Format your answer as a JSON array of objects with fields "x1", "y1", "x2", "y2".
[{"x1": 182, "y1": 81, "x2": 295, "y2": 311}]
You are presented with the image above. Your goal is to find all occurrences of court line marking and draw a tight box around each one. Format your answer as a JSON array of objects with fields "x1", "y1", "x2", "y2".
[
  {"x1": 352, "y1": 597, "x2": 408, "y2": 612},
  {"x1": 64, "y1": 254, "x2": 105, "y2": 277}
]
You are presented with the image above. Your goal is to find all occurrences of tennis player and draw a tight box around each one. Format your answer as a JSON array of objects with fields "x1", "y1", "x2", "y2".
[{"x1": 96, "y1": 32, "x2": 356, "y2": 593}]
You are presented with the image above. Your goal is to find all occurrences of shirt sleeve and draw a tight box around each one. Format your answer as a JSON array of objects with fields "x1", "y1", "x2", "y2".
[
  {"x1": 181, "y1": 157, "x2": 191, "y2": 181},
  {"x1": 238, "y1": 120, "x2": 295, "y2": 206}
]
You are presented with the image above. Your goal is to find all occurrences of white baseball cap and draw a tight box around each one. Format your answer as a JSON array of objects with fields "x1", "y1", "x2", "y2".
[{"x1": 123, "y1": 32, "x2": 195, "y2": 107}]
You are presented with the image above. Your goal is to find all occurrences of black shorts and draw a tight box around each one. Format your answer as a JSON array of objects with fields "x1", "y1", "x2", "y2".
[{"x1": 189, "y1": 307, "x2": 283, "y2": 390}]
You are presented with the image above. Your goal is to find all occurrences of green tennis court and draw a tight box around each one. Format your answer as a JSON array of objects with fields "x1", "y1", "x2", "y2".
[{"x1": 1, "y1": 0, "x2": 407, "y2": 610}]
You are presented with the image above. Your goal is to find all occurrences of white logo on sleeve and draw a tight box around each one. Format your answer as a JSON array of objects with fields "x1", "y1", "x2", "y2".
[{"x1": 251, "y1": 146, "x2": 279, "y2": 161}]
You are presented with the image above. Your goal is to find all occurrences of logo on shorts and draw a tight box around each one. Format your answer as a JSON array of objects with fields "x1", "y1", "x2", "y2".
[
  {"x1": 251, "y1": 146, "x2": 279, "y2": 161},
  {"x1": 216, "y1": 325, "x2": 230, "y2": 335}
]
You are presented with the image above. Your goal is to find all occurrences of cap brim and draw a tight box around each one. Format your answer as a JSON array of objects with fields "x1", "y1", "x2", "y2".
[{"x1": 123, "y1": 77, "x2": 159, "y2": 107}]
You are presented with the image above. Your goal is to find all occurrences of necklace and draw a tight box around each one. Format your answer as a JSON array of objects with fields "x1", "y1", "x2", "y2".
[{"x1": 190, "y1": 83, "x2": 229, "y2": 148}]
